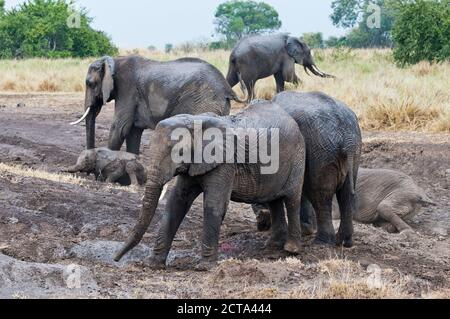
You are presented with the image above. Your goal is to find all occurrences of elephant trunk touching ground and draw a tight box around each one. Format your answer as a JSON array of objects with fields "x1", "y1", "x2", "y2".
[
  {"x1": 114, "y1": 135, "x2": 174, "y2": 261},
  {"x1": 114, "y1": 183, "x2": 163, "y2": 262}
]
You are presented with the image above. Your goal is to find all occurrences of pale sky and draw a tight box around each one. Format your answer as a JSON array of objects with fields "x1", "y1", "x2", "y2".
[{"x1": 5, "y1": 0, "x2": 346, "y2": 49}]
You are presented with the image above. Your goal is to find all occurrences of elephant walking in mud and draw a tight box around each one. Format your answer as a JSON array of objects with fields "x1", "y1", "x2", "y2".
[
  {"x1": 254, "y1": 92, "x2": 362, "y2": 248},
  {"x1": 226, "y1": 34, "x2": 334, "y2": 102},
  {"x1": 71, "y1": 56, "x2": 245, "y2": 155},
  {"x1": 114, "y1": 100, "x2": 307, "y2": 269}
]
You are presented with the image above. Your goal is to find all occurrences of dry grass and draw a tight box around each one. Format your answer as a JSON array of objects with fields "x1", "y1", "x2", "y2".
[
  {"x1": 0, "y1": 163, "x2": 138, "y2": 193},
  {"x1": 132, "y1": 257, "x2": 414, "y2": 299},
  {"x1": 0, "y1": 48, "x2": 449, "y2": 132}
]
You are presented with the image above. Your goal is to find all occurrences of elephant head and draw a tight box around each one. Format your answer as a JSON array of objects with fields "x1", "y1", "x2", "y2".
[
  {"x1": 66, "y1": 149, "x2": 97, "y2": 174},
  {"x1": 114, "y1": 114, "x2": 230, "y2": 261},
  {"x1": 71, "y1": 56, "x2": 115, "y2": 149},
  {"x1": 286, "y1": 37, "x2": 334, "y2": 78}
]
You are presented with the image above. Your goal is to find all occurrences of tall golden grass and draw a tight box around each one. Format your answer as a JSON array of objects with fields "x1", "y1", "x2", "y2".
[{"x1": 0, "y1": 48, "x2": 449, "y2": 132}]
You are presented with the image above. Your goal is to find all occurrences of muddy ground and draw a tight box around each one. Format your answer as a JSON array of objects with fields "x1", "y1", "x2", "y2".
[{"x1": 0, "y1": 93, "x2": 448, "y2": 299}]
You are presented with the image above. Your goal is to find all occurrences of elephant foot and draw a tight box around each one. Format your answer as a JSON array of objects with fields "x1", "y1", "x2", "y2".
[
  {"x1": 313, "y1": 232, "x2": 336, "y2": 246},
  {"x1": 284, "y1": 237, "x2": 302, "y2": 255},
  {"x1": 336, "y1": 231, "x2": 354, "y2": 248},
  {"x1": 265, "y1": 233, "x2": 287, "y2": 251},
  {"x1": 145, "y1": 256, "x2": 167, "y2": 270},
  {"x1": 256, "y1": 209, "x2": 272, "y2": 232},
  {"x1": 301, "y1": 223, "x2": 316, "y2": 236}
]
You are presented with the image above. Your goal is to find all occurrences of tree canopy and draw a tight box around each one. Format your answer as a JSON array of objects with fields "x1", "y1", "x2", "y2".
[
  {"x1": 214, "y1": 0, "x2": 281, "y2": 44},
  {"x1": 330, "y1": 0, "x2": 398, "y2": 48},
  {"x1": 0, "y1": 0, "x2": 118, "y2": 58},
  {"x1": 392, "y1": 0, "x2": 450, "y2": 65}
]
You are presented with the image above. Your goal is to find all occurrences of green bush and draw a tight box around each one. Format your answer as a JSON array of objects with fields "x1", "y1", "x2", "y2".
[
  {"x1": 0, "y1": 0, "x2": 118, "y2": 59},
  {"x1": 393, "y1": 0, "x2": 450, "y2": 65}
]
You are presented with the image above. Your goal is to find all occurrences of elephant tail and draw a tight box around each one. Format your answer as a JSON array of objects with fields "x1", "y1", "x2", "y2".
[
  {"x1": 229, "y1": 77, "x2": 248, "y2": 104},
  {"x1": 346, "y1": 155, "x2": 357, "y2": 196},
  {"x1": 226, "y1": 58, "x2": 249, "y2": 104}
]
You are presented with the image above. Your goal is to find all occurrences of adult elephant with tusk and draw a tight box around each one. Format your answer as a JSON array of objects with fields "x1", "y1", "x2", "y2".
[
  {"x1": 71, "y1": 55, "x2": 246, "y2": 155},
  {"x1": 226, "y1": 34, "x2": 335, "y2": 102}
]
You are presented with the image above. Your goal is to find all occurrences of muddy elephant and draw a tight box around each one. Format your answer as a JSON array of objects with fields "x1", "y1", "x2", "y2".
[
  {"x1": 226, "y1": 34, "x2": 334, "y2": 102},
  {"x1": 65, "y1": 148, "x2": 147, "y2": 186},
  {"x1": 114, "y1": 100, "x2": 307, "y2": 269},
  {"x1": 271, "y1": 91, "x2": 362, "y2": 247},
  {"x1": 331, "y1": 168, "x2": 434, "y2": 233},
  {"x1": 71, "y1": 56, "x2": 245, "y2": 155}
]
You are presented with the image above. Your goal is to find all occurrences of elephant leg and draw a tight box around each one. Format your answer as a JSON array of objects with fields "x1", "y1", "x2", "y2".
[
  {"x1": 105, "y1": 168, "x2": 125, "y2": 184},
  {"x1": 284, "y1": 195, "x2": 302, "y2": 254},
  {"x1": 201, "y1": 170, "x2": 234, "y2": 264},
  {"x1": 244, "y1": 79, "x2": 255, "y2": 103},
  {"x1": 300, "y1": 197, "x2": 316, "y2": 236},
  {"x1": 126, "y1": 126, "x2": 144, "y2": 155},
  {"x1": 108, "y1": 120, "x2": 126, "y2": 151},
  {"x1": 336, "y1": 175, "x2": 356, "y2": 248},
  {"x1": 265, "y1": 199, "x2": 288, "y2": 249},
  {"x1": 311, "y1": 196, "x2": 336, "y2": 245},
  {"x1": 377, "y1": 202, "x2": 412, "y2": 233},
  {"x1": 274, "y1": 72, "x2": 285, "y2": 93},
  {"x1": 252, "y1": 203, "x2": 272, "y2": 231},
  {"x1": 151, "y1": 176, "x2": 202, "y2": 268}
]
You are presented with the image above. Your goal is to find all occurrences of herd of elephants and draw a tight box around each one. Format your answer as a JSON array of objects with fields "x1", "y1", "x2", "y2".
[{"x1": 66, "y1": 33, "x2": 433, "y2": 269}]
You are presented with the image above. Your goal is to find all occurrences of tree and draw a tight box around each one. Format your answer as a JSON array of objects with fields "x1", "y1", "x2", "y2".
[
  {"x1": 392, "y1": 0, "x2": 450, "y2": 65},
  {"x1": 214, "y1": 0, "x2": 282, "y2": 44},
  {"x1": 0, "y1": 0, "x2": 117, "y2": 58},
  {"x1": 301, "y1": 32, "x2": 324, "y2": 49},
  {"x1": 165, "y1": 43, "x2": 173, "y2": 53},
  {"x1": 325, "y1": 36, "x2": 347, "y2": 48},
  {"x1": 330, "y1": 0, "x2": 398, "y2": 47},
  {"x1": 0, "y1": 0, "x2": 5, "y2": 16}
]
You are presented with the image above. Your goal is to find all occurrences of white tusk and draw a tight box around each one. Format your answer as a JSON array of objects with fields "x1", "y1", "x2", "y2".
[
  {"x1": 70, "y1": 107, "x2": 91, "y2": 126},
  {"x1": 159, "y1": 184, "x2": 169, "y2": 201}
]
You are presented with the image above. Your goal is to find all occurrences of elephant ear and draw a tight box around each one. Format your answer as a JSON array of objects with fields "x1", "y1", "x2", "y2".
[
  {"x1": 101, "y1": 56, "x2": 115, "y2": 105},
  {"x1": 188, "y1": 117, "x2": 233, "y2": 177},
  {"x1": 286, "y1": 37, "x2": 300, "y2": 59}
]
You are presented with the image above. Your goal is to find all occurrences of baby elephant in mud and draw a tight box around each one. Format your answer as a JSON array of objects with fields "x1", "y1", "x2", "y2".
[
  {"x1": 114, "y1": 100, "x2": 307, "y2": 269},
  {"x1": 66, "y1": 148, "x2": 147, "y2": 186},
  {"x1": 331, "y1": 168, "x2": 434, "y2": 234}
]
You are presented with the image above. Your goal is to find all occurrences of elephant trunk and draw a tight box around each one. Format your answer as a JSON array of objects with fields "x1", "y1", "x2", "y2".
[
  {"x1": 304, "y1": 64, "x2": 335, "y2": 79},
  {"x1": 114, "y1": 182, "x2": 163, "y2": 262}
]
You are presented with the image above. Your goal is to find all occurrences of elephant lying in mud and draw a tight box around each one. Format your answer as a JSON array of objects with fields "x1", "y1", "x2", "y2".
[
  {"x1": 71, "y1": 55, "x2": 245, "y2": 155},
  {"x1": 227, "y1": 34, "x2": 334, "y2": 102},
  {"x1": 65, "y1": 148, "x2": 147, "y2": 186},
  {"x1": 257, "y1": 168, "x2": 434, "y2": 235},
  {"x1": 332, "y1": 168, "x2": 434, "y2": 233},
  {"x1": 114, "y1": 100, "x2": 307, "y2": 269}
]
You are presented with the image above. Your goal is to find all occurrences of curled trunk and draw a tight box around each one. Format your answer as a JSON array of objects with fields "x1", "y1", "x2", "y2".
[{"x1": 114, "y1": 183, "x2": 163, "y2": 261}]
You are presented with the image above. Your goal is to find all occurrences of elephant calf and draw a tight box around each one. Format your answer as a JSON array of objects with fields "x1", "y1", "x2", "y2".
[
  {"x1": 114, "y1": 100, "x2": 307, "y2": 269},
  {"x1": 332, "y1": 168, "x2": 434, "y2": 233},
  {"x1": 66, "y1": 148, "x2": 147, "y2": 186}
]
